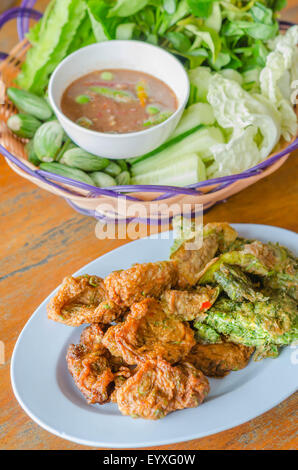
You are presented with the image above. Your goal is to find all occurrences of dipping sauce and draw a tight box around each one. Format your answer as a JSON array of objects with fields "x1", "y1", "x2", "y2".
[{"x1": 61, "y1": 69, "x2": 178, "y2": 134}]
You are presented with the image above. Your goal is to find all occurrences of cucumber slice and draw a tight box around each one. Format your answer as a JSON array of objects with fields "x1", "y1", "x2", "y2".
[
  {"x1": 131, "y1": 153, "x2": 206, "y2": 187},
  {"x1": 171, "y1": 103, "x2": 215, "y2": 138},
  {"x1": 188, "y1": 67, "x2": 212, "y2": 103},
  {"x1": 129, "y1": 124, "x2": 205, "y2": 165},
  {"x1": 131, "y1": 126, "x2": 223, "y2": 176}
]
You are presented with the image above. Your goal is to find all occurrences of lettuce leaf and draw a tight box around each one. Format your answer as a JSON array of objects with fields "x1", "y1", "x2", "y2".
[
  {"x1": 260, "y1": 26, "x2": 298, "y2": 140},
  {"x1": 206, "y1": 74, "x2": 281, "y2": 176},
  {"x1": 207, "y1": 126, "x2": 262, "y2": 177}
]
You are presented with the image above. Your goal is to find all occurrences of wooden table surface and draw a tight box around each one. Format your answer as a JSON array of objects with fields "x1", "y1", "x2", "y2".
[{"x1": 0, "y1": 0, "x2": 297, "y2": 451}]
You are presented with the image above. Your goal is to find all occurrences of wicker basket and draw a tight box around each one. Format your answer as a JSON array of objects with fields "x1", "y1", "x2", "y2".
[{"x1": 1, "y1": 3, "x2": 298, "y2": 223}]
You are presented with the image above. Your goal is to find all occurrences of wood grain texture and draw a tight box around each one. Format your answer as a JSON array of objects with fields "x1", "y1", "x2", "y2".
[{"x1": 0, "y1": 0, "x2": 297, "y2": 451}]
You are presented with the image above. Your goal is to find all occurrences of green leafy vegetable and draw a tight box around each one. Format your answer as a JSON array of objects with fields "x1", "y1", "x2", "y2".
[
  {"x1": 186, "y1": 0, "x2": 215, "y2": 19},
  {"x1": 108, "y1": 0, "x2": 149, "y2": 18},
  {"x1": 163, "y1": 0, "x2": 177, "y2": 15},
  {"x1": 116, "y1": 23, "x2": 136, "y2": 39},
  {"x1": 16, "y1": 0, "x2": 86, "y2": 95},
  {"x1": 166, "y1": 31, "x2": 191, "y2": 52}
]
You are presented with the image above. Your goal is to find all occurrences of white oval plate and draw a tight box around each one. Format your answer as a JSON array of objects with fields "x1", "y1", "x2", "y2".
[{"x1": 11, "y1": 224, "x2": 298, "y2": 448}]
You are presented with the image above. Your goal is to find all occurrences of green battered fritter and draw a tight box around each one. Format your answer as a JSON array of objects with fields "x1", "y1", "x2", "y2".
[
  {"x1": 193, "y1": 323, "x2": 222, "y2": 344},
  {"x1": 214, "y1": 264, "x2": 267, "y2": 302},
  {"x1": 198, "y1": 251, "x2": 269, "y2": 284},
  {"x1": 226, "y1": 237, "x2": 254, "y2": 252},
  {"x1": 202, "y1": 293, "x2": 297, "y2": 359},
  {"x1": 244, "y1": 241, "x2": 298, "y2": 301}
]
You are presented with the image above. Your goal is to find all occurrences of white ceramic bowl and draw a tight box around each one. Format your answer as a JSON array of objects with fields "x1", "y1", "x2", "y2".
[{"x1": 48, "y1": 40, "x2": 189, "y2": 159}]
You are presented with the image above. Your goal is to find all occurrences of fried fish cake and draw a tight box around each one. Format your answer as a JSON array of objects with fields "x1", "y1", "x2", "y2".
[
  {"x1": 66, "y1": 324, "x2": 131, "y2": 404},
  {"x1": 115, "y1": 359, "x2": 210, "y2": 419},
  {"x1": 102, "y1": 298, "x2": 195, "y2": 364},
  {"x1": 162, "y1": 285, "x2": 220, "y2": 321},
  {"x1": 104, "y1": 261, "x2": 178, "y2": 307},
  {"x1": 171, "y1": 222, "x2": 237, "y2": 288},
  {"x1": 186, "y1": 341, "x2": 254, "y2": 377},
  {"x1": 47, "y1": 275, "x2": 124, "y2": 326}
]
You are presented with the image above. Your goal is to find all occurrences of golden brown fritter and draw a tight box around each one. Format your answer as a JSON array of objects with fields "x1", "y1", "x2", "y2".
[
  {"x1": 79, "y1": 321, "x2": 107, "y2": 349},
  {"x1": 243, "y1": 241, "x2": 281, "y2": 270},
  {"x1": 102, "y1": 323, "x2": 123, "y2": 358},
  {"x1": 66, "y1": 324, "x2": 131, "y2": 404},
  {"x1": 104, "y1": 261, "x2": 178, "y2": 307},
  {"x1": 47, "y1": 275, "x2": 124, "y2": 326},
  {"x1": 208, "y1": 222, "x2": 238, "y2": 252},
  {"x1": 186, "y1": 341, "x2": 254, "y2": 378},
  {"x1": 102, "y1": 298, "x2": 195, "y2": 365},
  {"x1": 115, "y1": 359, "x2": 210, "y2": 419},
  {"x1": 162, "y1": 285, "x2": 220, "y2": 321},
  {"x1": 171, "y1": 222, "x2": 237, "y2": 288}
]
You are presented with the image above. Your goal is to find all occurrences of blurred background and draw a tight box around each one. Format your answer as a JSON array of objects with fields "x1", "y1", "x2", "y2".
[
  {"x1": 0, "y1": 1, "x2": 17, "y2": 14},
  {"x1": 0, "y1": 1, "x2": 48, "y2": 52}
]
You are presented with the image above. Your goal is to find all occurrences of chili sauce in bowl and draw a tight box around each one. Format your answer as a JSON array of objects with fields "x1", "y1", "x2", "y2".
[
  {"x1": 61, "y1": 69, "x2": 178, "y2": 134},
  {"x1": 48, "y1": 40, "x2": 189, "y2": 158}
]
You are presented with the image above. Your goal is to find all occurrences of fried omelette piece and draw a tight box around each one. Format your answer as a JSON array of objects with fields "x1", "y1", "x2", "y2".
[
  {"x1": 213, "y1": 264, "x2": 267, "y2": 302},
  {"x1": 103, "y1": 298, "x2": 195, "y2": 364},
  {"x1": 161, "y1": 285, "x2": 220, "y2": 321},
  {"x1": 47, "y1": 275, "x2": 124, "y2": 326},
  {"x1": 203, "y1": 293, "x2": 298, "y2": 356},
  {"x1": 170, "y1": 222, "x2": 237, "y2": 288},
  {"x1": 244, "y1": 241, "x2": 298, "y2": 301},
  {"x1": 198, "y1": 250, "x2": 269, "y2": 284},
  {"x1": 193, "y1": 322, "x2": 222, "y2": 344},
  {"x1": 243, "y1": 241, "x2": 294, "y2": 271},
  {"x1": 104, "y1": 261, "x2": 178, "y2": 307},
  {"x1": 186, "y1": 341, "x2": 254, "y2": 377},
  {"x1": 66, "y1": 324, "x2": 131, "y2": 404},
  {"x1": 116, "y1": 359, "x2": 210, "y2": 419}
]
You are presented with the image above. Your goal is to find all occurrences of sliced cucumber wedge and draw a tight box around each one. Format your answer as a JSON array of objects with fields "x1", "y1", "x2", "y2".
[
  {"x1": 131, "y1": 153, "x2": 206, "y2": 187},
  {"x1": 131, "y1": 126, "x2": 223, "y2": 176}
]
